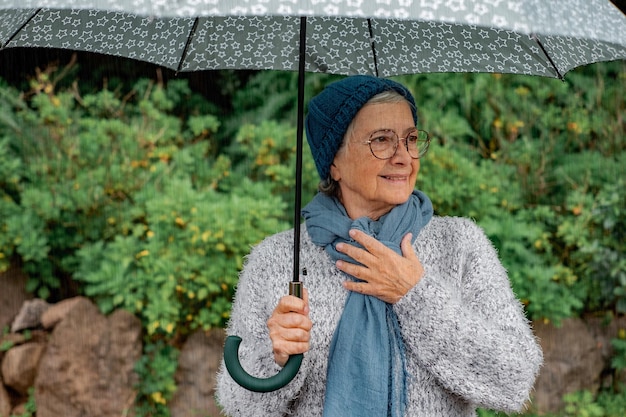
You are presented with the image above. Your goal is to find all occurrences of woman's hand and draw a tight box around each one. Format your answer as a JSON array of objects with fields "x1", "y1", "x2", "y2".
[
  {"x1": 267, "y1": 289, "x2": 312, "y2": 367},
  {"x1": 336, "y1": 229, "x2": 424, "y2": 304}
]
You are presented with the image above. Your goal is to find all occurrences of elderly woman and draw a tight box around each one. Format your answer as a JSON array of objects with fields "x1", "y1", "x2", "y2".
[{"x1": 216, "y1": 75, "x2": 542, "y2": 416}]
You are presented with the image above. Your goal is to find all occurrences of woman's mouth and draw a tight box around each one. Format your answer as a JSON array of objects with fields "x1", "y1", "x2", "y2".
[{"x1": 380, "y1": 175, "x2": 408, "y2": 182}]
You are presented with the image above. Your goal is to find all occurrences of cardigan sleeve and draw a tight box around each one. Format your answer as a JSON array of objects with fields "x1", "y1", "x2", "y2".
[
  {"x1": 394, "y1": 217, "x2": 543, "y2": 413},
  {"x1": 215, "y1": 233, "x2": 312, "y2": 417}
]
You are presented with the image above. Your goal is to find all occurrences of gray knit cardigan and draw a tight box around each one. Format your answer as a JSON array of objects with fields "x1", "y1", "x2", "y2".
[{"x1": 216, "y1": 216, "x2": 543, "y2": 416}]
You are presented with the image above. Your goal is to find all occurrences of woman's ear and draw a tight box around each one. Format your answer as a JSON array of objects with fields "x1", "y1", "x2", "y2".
[{"x1": 329, "y1": 162, "x2": 340, "y2": 182}]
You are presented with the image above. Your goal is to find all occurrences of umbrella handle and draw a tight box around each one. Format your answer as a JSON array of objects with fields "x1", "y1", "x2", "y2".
[
  {"x1": 223, "y1": 336, "x2": 303, "y2": 392},
  {"x1": 223, "y1": 281, "x2": 304, "y2": 392}
]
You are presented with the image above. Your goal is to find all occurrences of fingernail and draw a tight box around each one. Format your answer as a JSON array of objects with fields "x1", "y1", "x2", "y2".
[{"x1": 349, "y1": 229, "x2": 356, "y2": 237}]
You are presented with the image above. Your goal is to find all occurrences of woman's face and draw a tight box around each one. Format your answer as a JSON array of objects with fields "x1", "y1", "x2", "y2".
[{"x1": 330, "y1": 100, "x2": 420, "y2": 220}]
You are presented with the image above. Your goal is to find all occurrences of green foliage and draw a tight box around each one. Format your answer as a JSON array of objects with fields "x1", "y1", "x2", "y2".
[
  {"x1": 9, "y1": 387, "x2": 36, "y2": 417},
  {"x1": 0, "y1": 96, "x2": 24, "y2": 273},
  {"x1": 478, "y1": 387, "x2": 626, "y2": 417},
  {"x1": 227, "y1": 120, "x2": 319, "y2": 216},
  {"x1": 0, "y1": 69, "x2": 289, "y2": 332},
  {"x1": 611, "y1": 330, "x2": 626, "y2": 371},
  {"x1": 558, "y1": 389, "x2": 626, "y2": 417},
  {"x1": 134, "y1": 341, "x2": 180, "y2": 417},
  {"x1": 0, "y1": 340, "x2": 13, "y2": 352},
  {"x1": 75, "y1": 177, "x2": 286, "y2": 334}
]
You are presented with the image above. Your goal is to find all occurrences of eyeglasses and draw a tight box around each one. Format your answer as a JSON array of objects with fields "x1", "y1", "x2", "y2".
[{"x1": 363, "y1": 129, "x2": 430, "y2": 160}]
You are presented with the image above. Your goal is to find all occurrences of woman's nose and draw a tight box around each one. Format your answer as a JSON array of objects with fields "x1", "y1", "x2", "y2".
[{"x1": 390, "y1": 138, "x2": 412, "y2": 161}]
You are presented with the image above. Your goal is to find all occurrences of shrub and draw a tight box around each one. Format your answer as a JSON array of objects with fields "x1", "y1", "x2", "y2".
[
  {"x1": 134, "y1": 341, "x2": 180, "y2": 417},
  {"x1": 1, "y1": 68, "x2": 290, "y2": 333}
]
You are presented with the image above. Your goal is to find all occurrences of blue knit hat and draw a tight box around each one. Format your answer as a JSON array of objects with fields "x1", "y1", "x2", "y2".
[{"x1": 305, "y1": 75, "x2": 417, "y2": 180}]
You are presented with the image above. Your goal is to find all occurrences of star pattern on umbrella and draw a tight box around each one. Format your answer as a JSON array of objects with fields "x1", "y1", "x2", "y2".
[{"x1": 1, "y1": 1, "x2": 625, "y2": 78}]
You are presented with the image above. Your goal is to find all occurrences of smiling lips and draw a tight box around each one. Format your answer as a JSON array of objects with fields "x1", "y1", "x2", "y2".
[{"x1": 380, "y1": 175, "x2": 409, "y2": 182}]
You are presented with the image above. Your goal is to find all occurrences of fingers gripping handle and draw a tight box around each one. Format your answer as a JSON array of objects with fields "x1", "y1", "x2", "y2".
[{"x1": 223, "y1": 281, "x2": 304, "y2": 392}]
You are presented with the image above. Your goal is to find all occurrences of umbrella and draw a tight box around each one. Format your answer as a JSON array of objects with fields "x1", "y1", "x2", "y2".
[
  {"x1": 2, "y1": 0, "x2": 626, "y2": 393},
  {"x1": 2, "y1": 1, "x2": 626, "y2": 78}
]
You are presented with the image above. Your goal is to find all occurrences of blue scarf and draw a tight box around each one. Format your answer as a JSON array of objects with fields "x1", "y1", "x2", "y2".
[{"x1": 302, "y1": 190, "x2": 433, "y2": 417}]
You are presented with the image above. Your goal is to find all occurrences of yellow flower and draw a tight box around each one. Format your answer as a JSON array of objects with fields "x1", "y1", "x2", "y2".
[
  {"x1": 151, "y1": 392, "x2": 167, "y2": 405},
  {"x1": 148, "y1": 321, "x2": 160, "y2": 334},
  {"x1": 567, "y1": 122, "x2": 582, "y2": 134},
  {"x1": 136, "y1": 250, "x2": 150, "y2": 259},
  {"x1": 514, "y1": 86, "x2": 529, "y2": 96}
]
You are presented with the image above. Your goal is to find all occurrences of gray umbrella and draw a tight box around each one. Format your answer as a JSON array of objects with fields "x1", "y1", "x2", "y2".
[
  {"x1": 2, "y1": 0, "x2": 625, "y2": 392},
  {"x1": 2, "y1": 0, "x2": 626, "y2": 78}
]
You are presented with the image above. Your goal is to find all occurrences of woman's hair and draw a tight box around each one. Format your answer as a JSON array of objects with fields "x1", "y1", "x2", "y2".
[{"x1": 318, "y1": 89, "x2": 415, "y2": 198}]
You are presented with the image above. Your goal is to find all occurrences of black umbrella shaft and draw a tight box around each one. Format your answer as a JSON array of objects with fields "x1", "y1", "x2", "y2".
[{"x1": 292, "y1": 16, "x2": 307, "y2": 284}]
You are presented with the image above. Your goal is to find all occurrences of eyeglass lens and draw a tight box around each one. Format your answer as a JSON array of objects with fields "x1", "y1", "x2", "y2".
[{"x1": 368, "y1": 130, "x2": 429, "y2": 159}]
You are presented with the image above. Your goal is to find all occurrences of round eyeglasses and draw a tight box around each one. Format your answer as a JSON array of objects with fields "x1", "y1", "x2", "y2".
[{"x1": 363, "y1": 129, "x2": 430, "y2": 160}]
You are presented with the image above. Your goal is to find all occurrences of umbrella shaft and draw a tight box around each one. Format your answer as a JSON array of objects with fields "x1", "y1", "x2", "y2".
[{"x1": 292, "y1": 16, "x2": 307, "y2": 284}]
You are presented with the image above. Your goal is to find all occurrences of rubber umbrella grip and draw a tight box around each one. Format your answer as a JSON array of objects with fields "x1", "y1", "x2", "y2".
[{"x1": 223, "y1": 281, "x2": 304, "y2": 392}]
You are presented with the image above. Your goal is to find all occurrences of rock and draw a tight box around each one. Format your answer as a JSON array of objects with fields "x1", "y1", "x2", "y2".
[
  {"x1": 0, "y1": 382, "x2": 11, "y2": 417},
  {"x1": 169, "y1": 328, "x2": 226, "y2": 417},
  {"x1": 11, "y1": 299, "x2": 50, "y2": 333},
  {"x1": 532, "y1": 318, "x2": 606, "y2": 413},
  {"x1": 10, "y1": 402, "x2": 27, "y2": 417},
  {"x1": 40, "y1": 297, "x2": 85, "y2": 329},
  {"x1": 0, "y1": 332, "x2": 28, "y2": 349},
  {"x1": 34, "y1": 297, "x2": 142, "y2": 417},
  {"x1": 1, "y1": 343, "x2": 46, "y2": 395},
  {"x1": 586, "y1": 315, "x2": 626, "y2": 388},
  {"x1": 0, "y1": 264, "x2": 32, "y2": 331}
]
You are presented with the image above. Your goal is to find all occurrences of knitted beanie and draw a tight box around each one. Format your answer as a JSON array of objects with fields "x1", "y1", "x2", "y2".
[{"x1": 305, "y1": 75, "x2": 417, "y2": 180}]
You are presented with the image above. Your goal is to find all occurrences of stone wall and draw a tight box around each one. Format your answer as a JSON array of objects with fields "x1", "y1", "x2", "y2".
[{"x1": 1, "y1": 267, "x2": 625, "y2": 416}]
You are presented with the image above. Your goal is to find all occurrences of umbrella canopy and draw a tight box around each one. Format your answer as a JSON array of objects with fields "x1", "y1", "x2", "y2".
[{"x1": 1, "y1": 0, "x2": 625, "y2": 79}]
